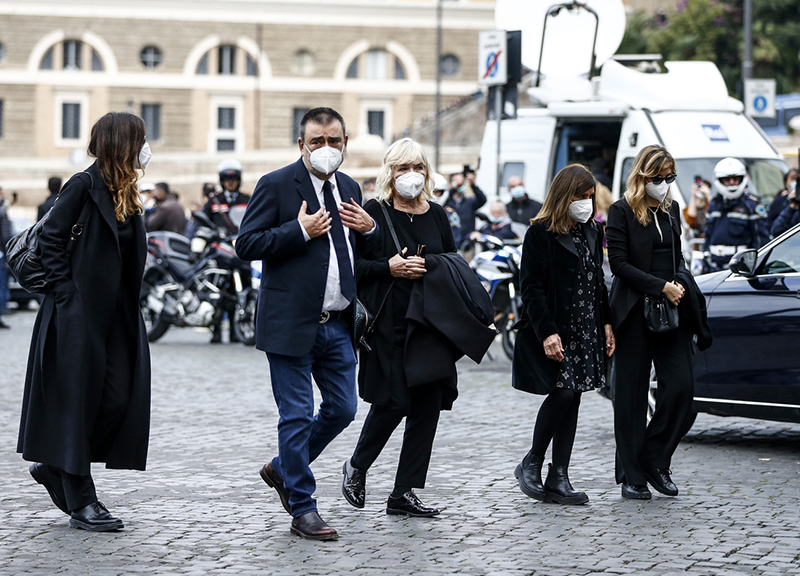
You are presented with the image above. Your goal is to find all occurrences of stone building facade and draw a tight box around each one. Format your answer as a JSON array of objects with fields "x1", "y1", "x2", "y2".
[{"x1": 0, "y1": 0, "x2": 493, "y2": 198}]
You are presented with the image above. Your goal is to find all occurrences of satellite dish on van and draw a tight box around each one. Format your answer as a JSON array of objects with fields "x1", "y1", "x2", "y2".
[{"x1": 495, "y1": 0, "x2": 626, "y2": 80}]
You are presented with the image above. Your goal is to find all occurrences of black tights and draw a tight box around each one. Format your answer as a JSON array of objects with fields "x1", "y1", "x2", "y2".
[{"x1": 530, "y1": 388, "x2": 582, "y2": 468}]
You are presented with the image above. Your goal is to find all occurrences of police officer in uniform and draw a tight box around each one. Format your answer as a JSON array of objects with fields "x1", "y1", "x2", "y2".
[
  {"x1": 201, "y1": 159, "x2": 251, "y2": 343},
  {"x1": 704, "y1": 158, "x2": 769, "y2": 272}
]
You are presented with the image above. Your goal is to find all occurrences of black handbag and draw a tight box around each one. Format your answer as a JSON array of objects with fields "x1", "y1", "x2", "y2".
[
  {"x1": 643, "y1": 209, "x2": 679, "y2": 333},
  {"x1": 4, "y1": 172, "x2": 93, "y2": 294},
  {"x1": 355, "y1": 201, "x2": 400, "y2": 351}
]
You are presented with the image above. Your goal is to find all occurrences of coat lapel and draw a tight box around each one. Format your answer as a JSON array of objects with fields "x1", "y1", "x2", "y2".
[
  {"x1": 556, "y1": 231, "x2": 578, "y2": 257},
  {"x1": 87, "y1": 164, "x2": 120, "y2": 256},
  {"x1": 293, "y1": 157, "x2": 321, "y2": 213}
]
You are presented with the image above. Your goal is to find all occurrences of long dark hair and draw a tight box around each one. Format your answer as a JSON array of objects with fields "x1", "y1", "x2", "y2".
[
  {"x1": 533, "y1": 164, "x2": 597, "y2": 235},
  {"x1": 88, "y1": 112, "x2": 145, "y2": 221}
]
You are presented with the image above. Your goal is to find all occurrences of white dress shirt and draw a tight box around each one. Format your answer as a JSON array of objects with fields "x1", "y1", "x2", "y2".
[{"x1": 298, "y1": 171, "x2": 354, "y2": 312}]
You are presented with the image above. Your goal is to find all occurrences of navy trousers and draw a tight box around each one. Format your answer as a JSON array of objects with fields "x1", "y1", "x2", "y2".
[{"x1": 266, "y1": 319, "x2": 357, "y2": 517}]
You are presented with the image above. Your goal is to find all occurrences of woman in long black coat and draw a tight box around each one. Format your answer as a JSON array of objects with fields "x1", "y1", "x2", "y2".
[
  {"x1": 18, "y1": 112, "x2": 152, "y2": 531},
  {"x1": 339, "y1": 138, "x2": 458, "y2": 517},
  {"x1": 512, "y1": 164, "x2": 615, "y2": 505}
]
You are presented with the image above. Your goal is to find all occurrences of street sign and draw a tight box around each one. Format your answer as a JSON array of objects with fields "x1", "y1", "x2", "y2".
[
  {"x1": 479, "y1": 30, "x2": 507, "y2": 86},
  {"x1": 744, "y1": 78, "x2": 776, "y2": 118}
]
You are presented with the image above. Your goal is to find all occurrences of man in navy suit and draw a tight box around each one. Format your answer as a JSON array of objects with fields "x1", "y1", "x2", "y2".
[{"x1": 235, "y1": 108, "x2": 375, "y2": 541}]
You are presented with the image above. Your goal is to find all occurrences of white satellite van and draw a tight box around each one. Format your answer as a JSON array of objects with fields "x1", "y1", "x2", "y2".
[{"x1": 476, "y1": 58, "x2": 789, "y2": 210}]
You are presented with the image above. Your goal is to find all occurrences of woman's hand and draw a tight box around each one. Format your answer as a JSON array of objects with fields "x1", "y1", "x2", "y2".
[
  {"x1": 604, "y1": 324, "x2": 616, "y2": 357},
  {"x1": 389, "y1": 248, "x2": 427, "y2": 280},
  {"x1": 543, "y1": 333, "x2": 564, "y2": 362},
  {"x1": 662, "y1": 280, "x2": 685, "y2": 306}
]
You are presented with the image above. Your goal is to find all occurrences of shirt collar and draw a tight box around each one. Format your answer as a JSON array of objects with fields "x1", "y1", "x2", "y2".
[{"x1": 308, "y1": 170, "x2": 339, "y2": 197}]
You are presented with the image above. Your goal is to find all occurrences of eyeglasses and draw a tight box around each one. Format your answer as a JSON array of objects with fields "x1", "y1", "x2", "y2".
[{"x1": 650, "y1": 173, "x2": 677, "y2": 185}]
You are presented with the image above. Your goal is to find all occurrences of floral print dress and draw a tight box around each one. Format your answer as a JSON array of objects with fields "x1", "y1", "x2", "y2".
[{"x1": 555, "y1": 226, "x2": 605, "y2": 392}]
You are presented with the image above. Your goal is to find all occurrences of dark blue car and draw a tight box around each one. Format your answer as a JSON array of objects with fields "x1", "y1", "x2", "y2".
[{"x1": 690, "y1": 222, "x2": 800, "y2": 426}]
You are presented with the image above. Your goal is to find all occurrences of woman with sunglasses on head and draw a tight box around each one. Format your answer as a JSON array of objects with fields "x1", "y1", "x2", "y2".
[
  {"x1": 606, "y1": 144, "x2": 706, "y2": 500},
  {"x1": 18, "y1": 112, "x2": 152, "y2": 531}
]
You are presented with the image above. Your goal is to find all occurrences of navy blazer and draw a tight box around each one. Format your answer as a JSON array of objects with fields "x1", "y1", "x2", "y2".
[{"x1": 235, "y1": 157, "x2": 367, "y2": 356}]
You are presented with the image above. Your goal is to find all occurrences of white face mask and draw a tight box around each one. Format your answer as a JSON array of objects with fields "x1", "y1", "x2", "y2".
[
  {"x1": 395, "y1": 172, "x2": 425, "y2": 200},
  {"x1": 306, "y1": 145, "x2": 343, "y2": 175},
  {"x1": 645, "y1": 181, "x2": 669, "y2": 203},
  {"x1": 510, "y1": 185, "x2": 526, "y2": 199},
  {"x1": 568, "y1": 199, "x2": 593, "y2": 223},
  {"x1": 137, "y1": 140, "x2": 152, "y2": 170}
]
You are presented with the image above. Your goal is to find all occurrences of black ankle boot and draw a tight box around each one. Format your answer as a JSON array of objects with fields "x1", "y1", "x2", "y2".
[
  {"x1": 543, "y1": 464, "x2": 588, "y2": 505},
  {"x1": 514, "y1": 451, "x2": 545, "y2": 501}
]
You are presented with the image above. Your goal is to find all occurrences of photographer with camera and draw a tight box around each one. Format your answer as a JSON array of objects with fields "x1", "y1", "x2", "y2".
[{"x1": 770, "y1": 185, "x2": 800, "y2": 238}]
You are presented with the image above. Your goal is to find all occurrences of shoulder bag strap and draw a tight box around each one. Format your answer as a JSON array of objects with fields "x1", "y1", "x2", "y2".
[
  {"x1": 66, "y1": 171, "x2": 95, "y2": 255},
  {"x1": 378, "y1": 200, "x2": 403, "y2": 254}
]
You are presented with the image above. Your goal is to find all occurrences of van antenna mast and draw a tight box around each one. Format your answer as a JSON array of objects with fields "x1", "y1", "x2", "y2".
[{"x1": 535, "y1": 2, "x2": 600, "y2": 87}]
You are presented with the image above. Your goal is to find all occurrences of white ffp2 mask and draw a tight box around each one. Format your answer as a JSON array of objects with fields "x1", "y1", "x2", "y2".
[
  {"x1": 395, "y1": 172, "x2": 425, "y2": 199},
  {"x1": 645, "y1": 181, "x2": 669, "y2": 203},
  {"x1": 307, "y1": 146, "x2": 343, "y2": 175},
  {"x1": 568, "y1": 199, "x2": 593, "y2": 223}
]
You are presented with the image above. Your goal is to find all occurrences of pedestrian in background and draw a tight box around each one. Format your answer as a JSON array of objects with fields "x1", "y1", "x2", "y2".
[
  {"x1": 37, "y1": 176, "x2": 62, "y2": 221},
  {"x1": 145, "y1": 181, "x2": 187, "y2": 235},
  {"x1": 472, "y1": 202, "x2": 518, "y2": 241},
  {"x1": 606, "y1": 144, "x2": 710, "y2": 501},
  {"x1": 18, "y1": 112, "x2": 152, "y2": 531},
  {"x1": 235, "y1": 107, "x2": 375, "y2": 541},
  {"x1": 512, "y1": 164, "x2": 614, "y2": 506},
  {"x1": 766, "y1": 169, "x2": 797, "y2": 234},
  {"x1": 445, "y1": 169, "x2": 486, "y2": 247},
  {"x1": 505, "y1": 175, "x2": 542, "y2": 225},
  {"x1": 342, "y1": 138, "x2": 492, "y2": 518}
]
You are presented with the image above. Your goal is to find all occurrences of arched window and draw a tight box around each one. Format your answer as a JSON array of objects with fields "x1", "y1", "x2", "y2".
[
  {"x1": 37, "y1": 39, "x2": 104, "y2": 72},
  {"x1": 193, "y1": 44, "x2": 258, "y2": 77},
  {"x1": 345, "y1": 49, "x2": 406, "y2": 81}
]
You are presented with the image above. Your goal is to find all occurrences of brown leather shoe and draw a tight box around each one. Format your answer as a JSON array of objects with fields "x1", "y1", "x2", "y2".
[
  {"x1": 259, "y1": 462, "x2": 291, "y2": 515},
  {"x1": 290, "y1": 511, "x2": 338, "y2": 541}
]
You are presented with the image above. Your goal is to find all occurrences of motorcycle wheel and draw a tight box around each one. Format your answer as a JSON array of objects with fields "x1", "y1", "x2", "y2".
[
  {"x1": 140, "y1": 268, "x2": 172, "y2": 342},
  {"x1": 233, "y1": 288, "x2": 258, "y2": 346},
  {"x1": 500, "y1": 304, "x2": 517, "y2": 361}
]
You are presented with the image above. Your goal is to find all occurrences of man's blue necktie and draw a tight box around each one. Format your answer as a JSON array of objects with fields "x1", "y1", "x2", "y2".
[{"x1": 322, "y1": 180, "x2": 356, "y2": 302}]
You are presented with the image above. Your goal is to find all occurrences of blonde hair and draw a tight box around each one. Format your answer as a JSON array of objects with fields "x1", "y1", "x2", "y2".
[
  {"x1": 533, "y1": 164, "x2": 597, "y2": 235},
  {"x1": 375, "y1": 138, "x2": 434, "y2": 203},
  {"x1": 624, "y1": 145, "x2": 675, "y2": 226}
]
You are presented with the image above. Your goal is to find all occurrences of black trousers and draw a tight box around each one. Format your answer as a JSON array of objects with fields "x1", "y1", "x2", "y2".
[
  {"x1": 351, "y1": 383, "x2": 443, "y2": 491},
  {"x1": 56, "y1": 313, "x2": 134, "y2": 511},
  {"x1": 613, "y1": 298, "x2": 694, "y2": 486}
]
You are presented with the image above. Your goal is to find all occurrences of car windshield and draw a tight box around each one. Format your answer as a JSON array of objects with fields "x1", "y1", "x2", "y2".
[{"x1": 674, "y1": 158, "x2": 788, "y2": 208}]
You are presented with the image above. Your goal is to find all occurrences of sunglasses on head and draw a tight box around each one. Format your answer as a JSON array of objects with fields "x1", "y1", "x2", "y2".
[{"x1": 650, "y1": 173, "x2": 677, "y2": 185}]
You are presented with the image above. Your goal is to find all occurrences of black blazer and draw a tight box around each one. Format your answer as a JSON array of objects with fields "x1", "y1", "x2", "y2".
[
  {"x1": 606, "y1": 198, "x2": 688, "y2": 329},
  {"x1": 512, "y1": 220, "x2": 610, "y2": 396},
  {"x1": 235, "y1": 157, "x2": 369, "y2": 357}
]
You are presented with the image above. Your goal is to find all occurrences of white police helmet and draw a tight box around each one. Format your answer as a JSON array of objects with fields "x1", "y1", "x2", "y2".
[
  {"x1": 432, "y1": 173, "x2": 448, "y2": 192},
  {"x1": 217, "y1": 159, "x2": 243, "y2": 183},
  {"x1": 713, "y1": 157, "x2": 749, "y2": 200}
]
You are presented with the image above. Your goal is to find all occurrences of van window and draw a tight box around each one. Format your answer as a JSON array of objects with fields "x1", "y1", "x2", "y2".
[
  {"x1": 502, "y1": 162, "x2": 525, "y2": 187},
  {"x1": 552, "y1": 120, "x2": 621, "y2": 192}
]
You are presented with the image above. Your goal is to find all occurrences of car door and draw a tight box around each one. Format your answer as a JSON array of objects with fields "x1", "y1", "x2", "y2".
[{"x1": 701, "y1": 227, "x2": 800, "y2": 406}]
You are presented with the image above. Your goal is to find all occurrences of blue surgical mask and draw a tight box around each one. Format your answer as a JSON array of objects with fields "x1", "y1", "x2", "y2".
[
  {"x1": 511, "y1": 186, "x2": 526, "y2": 199},
  {"x1": 791, "y1": 180, "x2": 797, "y2": 193}
]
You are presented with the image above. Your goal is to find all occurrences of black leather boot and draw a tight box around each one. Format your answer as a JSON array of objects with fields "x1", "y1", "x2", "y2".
[
  {"x1": 543, "y1": 464, "x2": 589, "y2": 505},
  {"x1": 514, "y1": 451, "x2": 545, "y2": 501}
]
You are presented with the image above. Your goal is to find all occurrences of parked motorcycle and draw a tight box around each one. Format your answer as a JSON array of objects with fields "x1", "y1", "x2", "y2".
[
  {"x1": 470, "y1": 234, "x2": 523, "y2": 360},
  {"x1": 139, "y1": 212, "x2": 258, "y2": 344}
]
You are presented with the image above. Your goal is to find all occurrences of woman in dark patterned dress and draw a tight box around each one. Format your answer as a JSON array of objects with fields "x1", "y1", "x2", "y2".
[{"x1": 512, "y1": 164, "x2": 615, "y2": 505}]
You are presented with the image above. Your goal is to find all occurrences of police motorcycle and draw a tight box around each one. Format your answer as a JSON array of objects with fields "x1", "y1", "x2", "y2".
[
  {"x1": 139, "y1": 210, "x2": 258, "y2": 345},
  {"x1": 469, "y1": 229, "x2": 524, "y2": 360}
]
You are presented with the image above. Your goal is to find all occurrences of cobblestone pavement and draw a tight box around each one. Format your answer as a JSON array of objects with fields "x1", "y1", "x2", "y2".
[{"x1": 1, "y1": 309, "x2": 799, "y2": 576}]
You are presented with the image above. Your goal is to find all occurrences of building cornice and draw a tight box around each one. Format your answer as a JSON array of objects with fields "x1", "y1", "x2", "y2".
[{"x1": 0, "y1": 1, "x2": 496, "y2": 29}]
